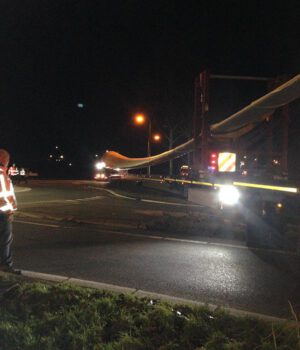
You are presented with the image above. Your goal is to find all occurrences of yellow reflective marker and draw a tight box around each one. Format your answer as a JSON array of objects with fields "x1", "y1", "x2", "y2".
[
  {"x1": 218, "y1": 152, "x2": 236, "y2": 172},
  {"x1": 233, "y1": 182, "x2": 298, "y2": 193},
  {"x1": 152, "y1": 177, "x2": 298, "y2": 194}
]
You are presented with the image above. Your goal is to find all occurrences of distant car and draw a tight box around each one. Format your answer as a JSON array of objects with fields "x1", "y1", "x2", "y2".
[
  {"x1": 94, "y1": 168, "x2": 126, "y2": 181},
  {"x1": 180, "y1": 165, "x2": 190, "y2": 179},
  {"x1": 94, "y1": 172, "x2": 108, "y2": 181},
  {"x1": 109, "y1": 173, "x2": 123, "y2": 181}
]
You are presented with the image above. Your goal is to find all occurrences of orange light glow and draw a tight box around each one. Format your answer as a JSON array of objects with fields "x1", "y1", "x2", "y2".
[
  {"x1": 153, "y1": 133, "x2": 161, "y2": 142},
  {"x1": 134, "y1": 114, "x2": 146, "y2": 125}
]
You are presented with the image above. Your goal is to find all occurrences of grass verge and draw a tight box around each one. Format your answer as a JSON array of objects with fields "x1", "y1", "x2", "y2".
[{"x1": 0, "y1": 276, "x2": 299, "y2": 350}]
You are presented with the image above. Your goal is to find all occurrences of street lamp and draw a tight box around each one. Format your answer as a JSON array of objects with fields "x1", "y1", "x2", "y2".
[
  {"x1": 153, "y1": 133, "x2": 161, "y2": 142},
  {"x1": 133, "y1": 113, "x2": 152, "y2": 177},
  {"x1": 134, "y1": 114, "x2": 146, "y2": 125}
]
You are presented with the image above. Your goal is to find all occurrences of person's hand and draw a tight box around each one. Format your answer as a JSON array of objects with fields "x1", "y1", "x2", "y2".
[{"x1": 7, "y1": 214, "x2": 14, "y2": 222}]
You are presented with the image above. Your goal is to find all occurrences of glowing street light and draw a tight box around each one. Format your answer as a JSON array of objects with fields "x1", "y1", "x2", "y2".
[
  {"x1": 153, "y1": 133, "x2": 161, "y2": 142},
  {"x1": 134, "y1": 114, "x2": 146, "y2": 125}
]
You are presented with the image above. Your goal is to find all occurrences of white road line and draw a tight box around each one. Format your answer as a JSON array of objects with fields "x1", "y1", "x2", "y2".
[
  {"x1": 142, "y1": 198, "x2": 202, "y2": 207},
  {"x1": 20, "y1": 196, "x2": 104, "y2": 205},
  {"x1": 21, "y1": 199, "x2": 77, "y2": 205},
  {"x1": 14, "y1": 187, "x2": 32, "y2": 193},
  {"x1": 15, "y1": 220, "x2": 60, "y2": 228},
  {"x1": 93, "y1": 227, "x2": 244, "y2": 249},
  {"x1": 74, "y1": 196, "x2": 104, "y2": 202},
  {"x1": 92, "y1": 187, "x2": 136, "y2": 200},
  {"x1": 93, "y1": 227, "x2": 300, "y2": 256},
  {"x1": 14, "y1": 213, "x2": 245, "y2": 250},
  {"x1": 15, "y1": 216, "x2": 297, "y2": 255},
  {"x1": 89, "y1": 186, "x2": 203, "y2": 207}
]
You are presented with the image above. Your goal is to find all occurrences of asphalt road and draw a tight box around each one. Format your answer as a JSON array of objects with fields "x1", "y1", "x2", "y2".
[{"x1": 12, "y1": 180, "x2": 300, "y2": 318}]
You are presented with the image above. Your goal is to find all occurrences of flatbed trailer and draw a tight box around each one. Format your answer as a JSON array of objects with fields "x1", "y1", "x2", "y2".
[{"x1": 163, "y1": 176, "x2": 300, "y2": 251}]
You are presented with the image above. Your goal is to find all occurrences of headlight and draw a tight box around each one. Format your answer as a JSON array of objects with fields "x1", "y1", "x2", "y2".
[
  {"x1": 218, "y1": 185, "x2": 240, "y2": 206},
  {"x1": 95, "y1": 161, "x2": 106, "y2": 170}
]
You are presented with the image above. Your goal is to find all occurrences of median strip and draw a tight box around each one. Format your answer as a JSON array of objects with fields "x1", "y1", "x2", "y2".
[
  {"x1": 2, "y1": 271, "x2": 298, "y2": 349},
  {"x1": 19, "y1": 270, "x2": 289, "y2": 323}
]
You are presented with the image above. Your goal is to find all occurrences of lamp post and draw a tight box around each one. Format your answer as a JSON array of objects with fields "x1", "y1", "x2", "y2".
[
  {"x1": 133, "y1": 114, "x2": 153, "y2": 177},
  {"x1": 147, "y1": 118, "x2": 152, "y2": 177}
]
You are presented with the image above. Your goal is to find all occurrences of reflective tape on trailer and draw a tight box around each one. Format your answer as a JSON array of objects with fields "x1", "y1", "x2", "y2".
[{"x1": 218, "y1": 152, "x2": 236, "y2": 172}]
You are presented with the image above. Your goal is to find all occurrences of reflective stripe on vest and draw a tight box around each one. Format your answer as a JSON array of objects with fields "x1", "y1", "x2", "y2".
[{"x1": 0, "y1": 171, "x2": 17, "y2": 212}]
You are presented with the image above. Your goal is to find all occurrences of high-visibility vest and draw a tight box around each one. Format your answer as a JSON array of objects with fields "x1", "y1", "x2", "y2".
[
  {"x1": 0, "y1": 167, "x2": 17, "y2": 213},
  {"x1": 8, "y1": 166, "x2": 19, "y2": 176}
]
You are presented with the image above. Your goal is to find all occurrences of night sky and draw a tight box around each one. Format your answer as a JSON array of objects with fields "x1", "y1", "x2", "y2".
[{"x1": 0, "y1": 0, "x2": 299, "y2": 177}]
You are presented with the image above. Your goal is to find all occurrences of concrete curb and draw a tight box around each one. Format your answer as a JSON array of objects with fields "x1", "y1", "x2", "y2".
[{"x1": 21, "y1": 270, "x2": 289, "y2": 324}]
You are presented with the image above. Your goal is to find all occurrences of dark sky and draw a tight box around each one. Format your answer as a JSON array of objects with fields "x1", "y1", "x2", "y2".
[{"x1": 0, "y1": 0, "x2": 299, "y2": 175}]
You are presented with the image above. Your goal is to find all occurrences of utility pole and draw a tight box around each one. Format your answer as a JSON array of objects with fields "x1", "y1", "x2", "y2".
[
  {"x1": 147, "y1": 119, "x2": 152, "y2": 177},
  {"x1": 192, "y1": 75, "x2": 202, "y2": 177},
  {"x1": 282, "y1": 104, "x2": 289, "y2": 176},
  {"x1": 161, "y1": 120, "x2": 186, "y2": 177},
  {"x1": 192, "y1": 71, "x2": 210, "y2": 178},
  {"x1": 168, "y1": 128, "x2": 174, "y2": 177},
  {"x1": 200, "y1": 71, "x2": 210, "y2": 174},
  {"x1": 268, "y1": 75, "x2": 290, "y2": 178},
  {"x1": 266, "y1": 115, "x2": 273, "y2": 172}
]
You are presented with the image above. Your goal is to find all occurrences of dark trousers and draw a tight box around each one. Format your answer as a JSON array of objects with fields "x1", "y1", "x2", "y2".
[{"x1": 0, "y1": 213, "x2": 13, "y2": 267}]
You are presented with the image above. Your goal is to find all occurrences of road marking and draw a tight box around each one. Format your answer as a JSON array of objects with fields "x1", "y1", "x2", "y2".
[
  {"x1": 95, "y1": 228, "x2": 300, "y2": 255},
  {"x1": 142, "y1": 199, "x2": 202, "y2": 207},
  {"x1": 14, "y1": 186, "x2": 32, "y2": 193},
  {"x1": 15, "y1": 220, "x2": 60, "y2": 228},
  {"x1": 68, "y1": 196, "x2": 104, "y2": 202},
  {"x1": 93, "y1": 227, "x2": 239, "y2": 248},
  {"x1": 20, "y1": 196, "x2": 104, "y2": 206},
  {"x1": 14, "y1": 212, "x2": 298, "y2": 256},
  {"x1": 134, "y1": 209, "x2": 189, "y2": 217},
  {"x1": 89, "y1": 187, "x2": 203, "y2": 207},
  {"x1": 89, "y1": 187, "x2": 136, "y2": 200}
]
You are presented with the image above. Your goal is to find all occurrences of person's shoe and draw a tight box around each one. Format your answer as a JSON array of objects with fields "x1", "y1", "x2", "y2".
[{"x1": 0, "y1": 265, "x2": 21, "y2": 275}]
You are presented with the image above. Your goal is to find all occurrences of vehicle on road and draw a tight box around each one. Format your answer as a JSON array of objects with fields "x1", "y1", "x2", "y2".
[
  {"x1": 94, "y1": 167, "x2": 126, "y2": 182},
  {"x1": 100, "y1": 74, "x2": 300, "y2": 251},
  {"x1": 179, "y1": 165, "x2": 191, "y2": 179}
]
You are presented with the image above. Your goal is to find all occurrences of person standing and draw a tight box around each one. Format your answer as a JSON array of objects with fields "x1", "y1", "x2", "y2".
[
  {"x1": 8, "y1": 163, "x2": 19, "y2": 184},
  {"x1": 0, "y1": 149, "x2": 20, "y2": 274}
]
